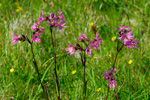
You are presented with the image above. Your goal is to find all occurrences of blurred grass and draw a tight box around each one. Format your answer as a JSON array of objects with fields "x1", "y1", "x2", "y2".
[{"x1": 0, "y1": 0, "x2": 150, "y2": 99}]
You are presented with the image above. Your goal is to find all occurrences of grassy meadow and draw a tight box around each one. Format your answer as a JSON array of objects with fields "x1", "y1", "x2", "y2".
[{"x1": 0, "y1": 0, "x2": 150, "y2": 99}]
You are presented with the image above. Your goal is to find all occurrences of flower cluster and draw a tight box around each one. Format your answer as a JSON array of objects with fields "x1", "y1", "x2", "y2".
[
  {"x1": 103, "y1": 68, "x2": 117, "y2": 90},
  {"x1": 11, "y1": 11, "x2": 66, "y2": 45},
  {"x1": 66, "y1": 32, "x2": 102, "y2": 55},
  {"x1": 31, "y1": 11, "x2": 66, "y2": 43},
  {"x1": 11, "y1": 34, "x2": 26, "y2": 45},
  {"x1": 117, "y1": 25, "x2": 139, "y2": 49}
]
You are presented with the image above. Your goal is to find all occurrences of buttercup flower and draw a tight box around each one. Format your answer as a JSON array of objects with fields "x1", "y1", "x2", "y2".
[
  {"x1": 72, "y1": 70, "x2": 76, "y2": 74},
  {"x1": 128, "y1": 60, "x2": 133, "y2": 64},
  {"x1": 96, "y1": 88, "x2": 101, "y2": 92},
  {"x1": 22, "y1": 14, "x2": 26, "y2": 18},
  {"x1": 10, "y1": 68, "x2": 14, "y2": 72},
  {"x1": 89, "y1": 22, "x2": 94, "y2": 26},
  {"x1": 111, "y1": 36, "x2": 116, "y2": 41},
  {"x1": 16, "y1": 6, "x2": 23, "y2": 12}
]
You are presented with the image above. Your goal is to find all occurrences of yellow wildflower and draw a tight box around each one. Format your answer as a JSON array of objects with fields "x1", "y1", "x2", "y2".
[
  {"x1": 14, "y1": 2, "x2": 18, "y2": 5},
  {"x1": 114, "y1": 0, "x2": 118, "y2": 4},
  {"x1": 128, "y1": 60, "x2": 133, "y2": 64},
  {"x1": 26, "y1": 65, "x2": 29, "y2": 68},
  {"x1": 72, "y1": 70, "x2": 76, "y2": 75},
  {"x1": 111, "y1": 36, "x2": 116, "y2": 41},
  {"x1": 45, "y1": 64, "x2": 47, "y2": 67},
  {"x1": 96, "y1": 16, "x2": 100, "y2": 19},
  {"x1": 16, "y1": 6, "x2": 23, "y2": 12},
  {"x1": 84, "y1": 5, "x2": 87, "y2": 10},
  {"x1": 42, "y1": 0, "x2": 44, "y2": 4},
  {"x1": 91, "y1": 57, "x2": 96, "y2": 60},
  {"x1": 0, "y1": 3, "x2": 1, "y2": 7},
  {"x1": 96, "y1": 88, "x2": 101, "y2": 92},
  {"x1": 4, "y1": 21, "x2": 6, "y2": 24},
  {"x1": 22, "y1": 14, "x2": 26, "y2": 18},
  {"x1": 10, "y1": 68, "x2": 14, "y2": 72},
  {"x1": 89, "y1": 22, "x2": 94, "y2": 26},
  {"x1": 20, "y1": 66, "x2": 23, "y2": 69}
]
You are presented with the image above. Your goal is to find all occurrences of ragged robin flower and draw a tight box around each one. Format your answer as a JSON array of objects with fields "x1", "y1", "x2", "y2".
[
  {"x1": 30, "y1": 11, "x2": 66, "y2": 43},
  {"x1": 89, "y1": 32, "x2": 102, "y2": 50},
  {"x1": 103, "y1": 68, "x2": 117, "y2": 90},
  {"x1": 66, "y1": 44, "x2": 76, "y2": 55},
  {"x1": 11, "y1": 34, "x2": 26, "y2": 45},
  {"x1": 67, "y1": 32, "x2": 102, "y2": 56},
  {"x1": 117, "y1": 25, "x2": 139, "y2": 49}
]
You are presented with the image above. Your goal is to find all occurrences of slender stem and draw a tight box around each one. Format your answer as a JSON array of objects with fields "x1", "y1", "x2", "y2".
[
  {"x1": 50, "y1": 27, "x2": 60, "y2": 100},
  {"x1": 112, "y1": 52, "x2": 119, "y2": 69},
  {"x1": 113, "y1": 44, "x2": 124, "y2": 69},
  {"x1": 105, "y1": 85, "x2": 110, "y2": 100},
  {"x1": 27, "y1": 37, "x2": 48, "y2": 99},
  {"x1": 31, "y1": 43, "x2": 45, "y2": 92},
  {"x1": 82, "y1": 51, "x2": 86, "y2": 100}
]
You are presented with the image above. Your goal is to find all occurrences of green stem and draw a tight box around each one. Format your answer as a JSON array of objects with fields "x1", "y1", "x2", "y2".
[
  {"x1": 105, "y1": 85, "x2": 110, "y2": 100},
  {"x1": 50, "y1": 27, "x2": 60, "y2": 100},
  {"x1": 82, "y1": 51, "x2": 86, "y2": 100},
  {"x1": 27, "y1": 37, "x2": 48, "y2": 100},
  {"x1": 113, "y1": 44, "x2": 124, "y2": 69}
]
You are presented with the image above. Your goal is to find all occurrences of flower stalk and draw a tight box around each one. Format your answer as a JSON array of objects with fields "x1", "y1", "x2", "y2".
[
  {"x1": 113, "y1": 42, "x2": 124, "y2": 69},
  {"x1": 81, "y1": 51, "x2": 87, "y2": 100},
  {"x1": 105, "y1": 85, "x2": 110, "y2": 100},
  {"x1": 66, "y1": 33, "x2": 102, "y2": 99},
  {"x1": 50, "y1": 27, "x2": 61, "y2": 100},
  {"x1": 27, "y1": 37, "x2": 48, "y2": 100}
]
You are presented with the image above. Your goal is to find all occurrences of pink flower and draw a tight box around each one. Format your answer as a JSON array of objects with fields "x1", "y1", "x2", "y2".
[
  {"x1": 32, "y1": 34, "x2": 41, "y2": 43},
  {"x1": 126, "y1": 31, "x2": 134, "y2": 40},
  {"x1": 117, "y1": 25, "x2": 130, "y2": 34},
  {"x1": 117, "y1": 25, "x2": 139, "y2": 49},
  {"x1": 103, "y1": 68, "x2": 116, "y2": 80},
  {"x1": 89, "y1": 32, "x2": 102, "y2": 50},
  {"x1": 85, "y1": 48, "x2": 92, "y2": 55},
  {"x1": 78, "y1": 34, "x2": 85, "y2": 40},
  {"x1": 108, "y1": 80, "x2": 118, "y2": 90},
  {"x1": 38, "y1": 11, "x2": 44, "y2": 24},
  {"x1": 103, "y1": 68, "x2": 117, "y2": 90},
  {"x1": 78, "y1": 34, "x2": 89, "y2": 41},
  {"x1": 31, "y1": 23, "x2": 40, "y2": 31},
  {"x1": 47, "y1": 12, "x2": 66, "y2": 32},
  {"x1": 11, "y1": 34, "x2": 19, "y2": 45},
  {"x1": 66, "y1": 44, "x2": 75, "y2": 55}
]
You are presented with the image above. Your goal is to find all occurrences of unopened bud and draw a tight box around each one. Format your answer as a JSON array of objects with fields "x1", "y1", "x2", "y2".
[
  {"x1": 114, "y1": 94, "x2": 119, "y2": 100},
  {"x1": 76, "y1": 43, "x2": 80, "y2": 47}
]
